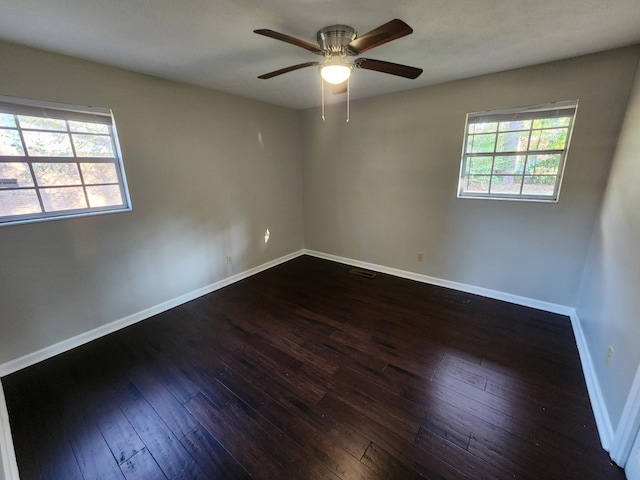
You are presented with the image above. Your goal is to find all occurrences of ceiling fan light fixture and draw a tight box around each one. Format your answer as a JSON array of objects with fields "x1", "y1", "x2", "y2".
[
  {"x1": 255, "y1": 20, "x2": 422, "y2": 121},
  {"x1": 320, "y1": 59, "x2": 352, "y2": 84}
]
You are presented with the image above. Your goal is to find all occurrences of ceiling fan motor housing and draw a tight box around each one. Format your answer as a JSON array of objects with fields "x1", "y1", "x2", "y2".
[{"x1": 317, "y1": 25, "x2": 357, "y2": 54}]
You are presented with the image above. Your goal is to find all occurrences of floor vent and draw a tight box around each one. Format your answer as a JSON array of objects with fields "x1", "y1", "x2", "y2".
[{"x1": 349, "y1": 268, "x2": 377, "y2": 278}]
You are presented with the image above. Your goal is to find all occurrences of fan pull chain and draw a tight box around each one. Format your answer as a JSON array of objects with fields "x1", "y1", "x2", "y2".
[
  {"x1": 346, "y1": 77, "x2": 350, "y2": 123},
  {"x1": 321, "y1": 78, "x2": 325, "y2": 121},
  {"x1": 320, "y1": 77, "x2": 350, "y2": 122}
]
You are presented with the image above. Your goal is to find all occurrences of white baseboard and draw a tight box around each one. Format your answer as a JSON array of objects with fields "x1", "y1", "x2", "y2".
[
  {"x1": 569, "y1": 312, "x2": 614, "y2": 451},
  {"x1": 304, "y1": 249, "x2": 614, "y2": 452},
  {"x1": 610, "y1": 363, "x2": 640, "y2": 465},
  {"x1": 0, "y1": 249, "x2": 304, "y2": 480},
  {"x1": 0, "y1": 383, "x2": 19, "y2": 480},
  {"x1": 626, "y1": 446, "x2": 640, "y2": 480}
]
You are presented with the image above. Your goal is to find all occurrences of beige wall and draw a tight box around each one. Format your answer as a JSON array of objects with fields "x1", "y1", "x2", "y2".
[
  {"x1": 302, "y1": 47, "x2": 640, "y2": 306},
  {"x1": 0, "y1": 41, "x2": 305, "y2": 364},
  {"x1": 577, "y1": 60, "x2": 640, "y2": 429}
]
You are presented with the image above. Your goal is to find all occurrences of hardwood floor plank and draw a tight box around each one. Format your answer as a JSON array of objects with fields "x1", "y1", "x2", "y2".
[
  {"x1": 46, "y1": 369, "x2": 126, "y2": 480},
  {"x1": 126, "y1": 364, "x2": 198, "y2": 438},
  {"x1": 172, "y1": 460, "x2": 212, "y2": 480},
  {"x1": 215, "y1": 360, "x2": 374, "y2": 478},
  {"x1": 420, "y1": 411, "x2": 471, "y2": 450},
  {"x1": 185, "y1": 393, "x2": 292, "y2": 479},
  {"x1": 301, "y1": 434, "x2": 382, "y2": 480},
  {"x1": 436, "y1": 361, "x2": 488, "y2": 390},
  {"x1": 533, "y1": 427, "x2": 626, "y2": 480},
  {"x1": 236, "y1": 341, "x2": 327, "y2": 406},
  {"x1": 415, "y1": 427, "x2": 515, "y2": 480},
  {"x1": 468, "y1": 429, "x2": 549, "y2": 480},
  {"x1": 215, "y1": 364, "x2": 317, "y2": 445},
  {"x1": 2, "y1": 374, "x2": 44, "y2": 480},
  {"x1": 179, "y1": 425, "x2": 252, "y2": 479},
  {"x1": 329, "y1": 368, "x2": 421, "y2": 442},
  {"x1": 30, "y1": 403, "x2": 84, "y2": 480},
  {"x1": 425, "y1": 378, "x2": 535, "y2": 441},
  {"x1": 95, "y1": 400, "x2": 147, "y2": 466},
  {"x1": 119, "y1": 448, "x2": 167, "y2": 480},
  {"x1": 360, "y1": 442, "x2": 425, "y2": 480},
  {"x1": 53, "y1": 344, "x2": 148, "y2": 468},
  {"x1": 318, "y1": 393, "x2": 471, "y2": 480},
  {"x1": 117, "y1": 382, "x2": 193, "y2": 479}
]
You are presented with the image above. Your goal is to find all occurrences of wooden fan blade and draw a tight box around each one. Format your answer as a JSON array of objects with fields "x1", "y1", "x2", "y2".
[
  {"x1": 346, "y1": 19, "x2": 413, "y2": 55},
  {"x1": 330, "y1": 82, "x2": 348, "y2": 95},
  {"x1": 254, "y1": 29, "x2": 324, "y2": 55},
  {"x1": 355, "y1": 58, "x2": 423, "y2": 79},
  {"x1": 258, "y1": 62, "x2": 320, "y2": 79}
]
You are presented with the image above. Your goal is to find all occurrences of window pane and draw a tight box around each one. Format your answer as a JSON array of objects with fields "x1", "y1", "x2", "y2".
[
  {"x1": 17, "y1": 115, "x2": 67, "y2": 131},
  {"x1": 72, "y1": 134, "x2": 114, "y2": 157},
  {"x1": 33, "y1": 163, "x2": 81, "y2": 186},
  {"x1": 80, "y1": 163, "x2": 118, "y2": 184},
  {"x1": 467, "y1": 134, "x2": 496, "y2": 153},
  {"x1": 86, "y1": 185, "x2": 123, "y2": 207},
  {"x1": 0, "y1": 189, "x2": 41, "y2": 216},
  {"x1": 470, "y1": 122, "x2": 498, "y2": 134},
  {"x1": 463, "y1": 175, "x2": 490, "y2": 193},
  {"x1": 499, "y1": 120, "x2": 531, "y2": 131},
  {"x1": 538, "y1": 128, "x2": 568, "y2": 150},
  {"x1": 0, "y1": 129, "x2": 25, "y2": 155},
  {"x1": 522, "y1": 176, "x2": 556, "y2": 196},
  {"x1": 40, "y1": 186, "x2": 87, "y2": 211},
  {"x1": 23, "y1": 131, "x2": 73, "y2": 157},
  {"x1": 525, "y1": 154, "x2": 560, "y2": 175},
  {"x1": 0, "y1": 113, "x2": 16, "y2": 128},
  {"x1": 68, "y1": 121, "x2": 109, "y2": 134},
  {"x1": 496, "y1": 131, "x2": 529, "y2": 152},
  {"x1": 0, "y1": 162, "x2": 34, "y2": 187},
  {"x1": 490, "y1": 175, "x2": 523, "y2": 194},
  {"x1": 493, "y1": 155, "x2": 526, "y2": 175},
  {"x1": 533, "y1": 117, "x2": 571, "y2": 129},
  {"x1": 529, "y1": 128, "x2": 568, "y2": 150},
  {"x1": 467, "y1": 156, "x2": 492, "y2": 174}
]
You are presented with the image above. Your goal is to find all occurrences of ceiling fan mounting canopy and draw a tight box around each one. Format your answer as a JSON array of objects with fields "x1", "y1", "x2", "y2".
[{"x1": 317, "y1": 25, "x2": 357, "y2": 54}]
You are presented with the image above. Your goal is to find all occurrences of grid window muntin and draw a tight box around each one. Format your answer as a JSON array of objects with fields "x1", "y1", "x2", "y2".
[
  {"x1": 458, "y1": 101, "x2": 578, "y2": 202},
  {"x1": 0, "y1": 96, "x2": 131, "y2": 226}
]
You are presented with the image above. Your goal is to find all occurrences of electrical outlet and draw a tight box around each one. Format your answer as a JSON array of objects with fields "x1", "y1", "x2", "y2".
[
  {"x1": 417, "y1": 252, "x2": 424, "y2": 262},
  {"x1": 606, "y1": 346, "x2": 614, "y2": 365},
  {"x1": 226, "y1": 255, "x2": 232, "y2": 264}
]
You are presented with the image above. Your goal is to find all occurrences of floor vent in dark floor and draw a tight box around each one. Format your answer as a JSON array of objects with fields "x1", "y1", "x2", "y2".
[{"x1": 349, "y1": 268, "x2": 377, "y2": 278}]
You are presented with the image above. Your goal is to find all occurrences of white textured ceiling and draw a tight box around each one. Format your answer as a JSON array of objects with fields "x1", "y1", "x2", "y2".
[{"x1": 1, "y1": 0, "x2": 640, "y2": 109}]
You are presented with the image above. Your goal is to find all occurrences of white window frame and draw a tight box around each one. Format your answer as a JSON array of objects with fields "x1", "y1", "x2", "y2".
[
  {"x1": 458, "y1": 100, "x2": 578, "y2": 202},
  {"x1": 0, "y1": 95, "x2": 132, "y2": 226}
]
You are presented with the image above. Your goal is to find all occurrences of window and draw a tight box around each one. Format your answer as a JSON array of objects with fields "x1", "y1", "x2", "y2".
[
  {"x1": 458, "y1": 100, "x2": 578, "y2": 202},
  {"x1": 0, "y1": 96, "x2": 131, "y2": 226}
]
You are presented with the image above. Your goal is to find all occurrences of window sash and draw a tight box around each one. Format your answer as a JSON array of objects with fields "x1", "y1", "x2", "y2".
[
  {"x1": 0, "y1": 98, "x2": 112, "y2": 125},
  {"x1": 459, "y1": 101, "x2": 577, "y2": 202},
  {"x1": 0, "y1": 96, "x2": 130, "y2": 226}
]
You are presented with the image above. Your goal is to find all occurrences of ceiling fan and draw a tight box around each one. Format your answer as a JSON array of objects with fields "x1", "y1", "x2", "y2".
[{"x1": 254, "y1": 19, "x2": 423, "y2": 120}]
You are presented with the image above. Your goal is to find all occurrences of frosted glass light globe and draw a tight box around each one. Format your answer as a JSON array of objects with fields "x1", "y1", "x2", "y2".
[{"x1": 320, "y1": 64, "x2": 351, "y2": 84}]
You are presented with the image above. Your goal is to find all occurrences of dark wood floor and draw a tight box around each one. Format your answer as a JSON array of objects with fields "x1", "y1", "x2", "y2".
[{"x1": 2, "y1": 255, "x2": 625, "y2": 479}]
